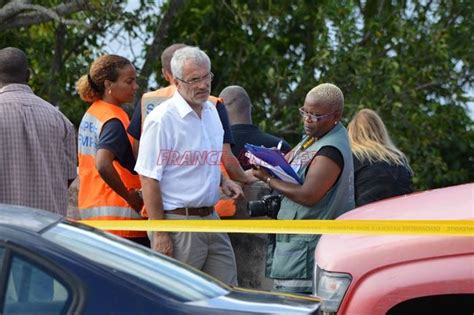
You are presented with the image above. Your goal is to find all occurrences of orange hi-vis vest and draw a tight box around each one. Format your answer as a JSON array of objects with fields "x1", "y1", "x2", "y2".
[
  {"x1": 78, "y1": 100, "x2": 146, "y2": 238},
  {"x1": 141, "y1": 86, "x2": 236, "y2": 217},
  {"x1": 140, "y1": 85, "x2": 222, "y2": 125},
  {"x1": 140, "y1": 85, "x2": 176, "y2": 126}
]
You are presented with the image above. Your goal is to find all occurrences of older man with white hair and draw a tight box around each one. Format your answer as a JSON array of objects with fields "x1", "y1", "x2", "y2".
[
  {"x1": 252, "y1": 83, "x2": 355, "y2": 293},
  {"x1": 135, "y1": 46, "x2": 241, "y2": 285}
]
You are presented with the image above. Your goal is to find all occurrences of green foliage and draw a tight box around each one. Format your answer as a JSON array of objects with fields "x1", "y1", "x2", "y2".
[
  {"x1": 1, "y1": 0, "x2": 128, "y2": 125},
  {"x1": 1, "y1": 0, "x2": 472, "y2": 190},
  {"x1": 165, "y1": 0, "x2": 473, "y2": 190}
]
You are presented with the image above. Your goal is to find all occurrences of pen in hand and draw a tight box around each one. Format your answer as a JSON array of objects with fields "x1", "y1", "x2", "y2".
[{"x1": 277, "y1": 140, "x2": 283, "y2": 151}]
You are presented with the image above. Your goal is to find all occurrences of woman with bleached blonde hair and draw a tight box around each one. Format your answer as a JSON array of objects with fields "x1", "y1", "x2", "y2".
[
  {"x1": 348, "y1": 108, "x2": 413, "y2": 207},
  {"x1": 252, "y1": 83, "x2": 355, "y2": 293}
]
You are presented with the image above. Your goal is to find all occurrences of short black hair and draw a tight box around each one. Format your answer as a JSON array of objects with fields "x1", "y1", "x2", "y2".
[{"x1": 0, "y1": 47, "x2": 29, "y2": 84}]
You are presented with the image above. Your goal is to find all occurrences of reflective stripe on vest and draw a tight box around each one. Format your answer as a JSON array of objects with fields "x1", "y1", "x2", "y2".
[
  {"x1": 273, "y1": 279, "x2": 313, "y2": 293},
  {"x1": 80, "y1": 206, "x2": 143, "y2": 220},
  {"x1": 78, "y1": 112, "x2": 102, "y2": 156},
  {"x1": 78, "y1": 100, "x2": 146, "y2": 238}
]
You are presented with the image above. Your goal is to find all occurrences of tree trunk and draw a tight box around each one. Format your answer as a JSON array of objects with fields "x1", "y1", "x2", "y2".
[
  {"x1": 49, "y1": 23, "x2": 66, "y2": 107},
  {"x1": 136, "y1": 0, "x2": 187, "y2": 98}
]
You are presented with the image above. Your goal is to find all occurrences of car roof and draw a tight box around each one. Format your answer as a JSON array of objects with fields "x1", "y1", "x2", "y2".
[
  {"x1": 316, "y1": 184, "x2": 474, "y2": 272},
  {"x1": 0, "y1": 203, "x2": 63, "y2": 233}
]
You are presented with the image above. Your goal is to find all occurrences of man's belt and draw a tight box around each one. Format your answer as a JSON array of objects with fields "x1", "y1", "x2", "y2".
[{"x1": 166, "y1": 206, "x2": 214, "y2": 217}]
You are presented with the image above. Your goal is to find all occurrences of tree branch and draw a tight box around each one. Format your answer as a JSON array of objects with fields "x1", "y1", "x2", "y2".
[
  {"x1": 0, "y1": 0, "x2": 90, "y2": 30},
  {"x1": 48, "y1": 23, "x2": 67, "y2": 106},
  {"x1": 136, "y1": 0, "x2": 187, "y2": 95},
  {"x1": 62, "y1": 21, "x2": 107, "y2": 63},
  {"x1": 414, "y1": 82, "x2": 442, "y2": 91}
]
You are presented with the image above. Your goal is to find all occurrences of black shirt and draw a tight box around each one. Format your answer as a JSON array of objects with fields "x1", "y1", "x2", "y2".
[
  {"x1": 316, "y1": 146, "x2": 343, "y2": 170},
  {"x1": 231, "y1": 124, "x2": 292, "y2": 170},
  {"x1": 97, "y1": 119, "x2": 136, "y2": 174},
  {"x1": 353, "y1": 157, "x2": 413, "y2": 207}
]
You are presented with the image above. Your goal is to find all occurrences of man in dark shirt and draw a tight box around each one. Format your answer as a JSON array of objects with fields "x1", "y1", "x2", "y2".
[{"x1": 219, "y1": 85, "x2": 292, "y2": 170}]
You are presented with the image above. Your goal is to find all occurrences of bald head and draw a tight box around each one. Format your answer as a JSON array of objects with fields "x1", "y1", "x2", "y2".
[
  {"x1": 0, "y1": 47, "x2": 29, "y2": 86},
  {"x1": 306, "y1": 83, "x2": 344, "y2": 112},
  {"x1": 161, "y1": 43, "x2": 186, "y2": 84},
  {"x1": 161, "y1": 43, "x2": 187, "y2": 74},
  {"x1": 219, "y1": 85, "x2": 252, "y2": 125}
]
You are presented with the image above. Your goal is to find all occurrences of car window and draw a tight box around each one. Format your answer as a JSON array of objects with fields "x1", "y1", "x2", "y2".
[
  {"x1": 42, "y1": 222, "x2": 229, "y2": 302},
  {"x1": 3, "y1": 254, "x2": 69, "y2": 315}
]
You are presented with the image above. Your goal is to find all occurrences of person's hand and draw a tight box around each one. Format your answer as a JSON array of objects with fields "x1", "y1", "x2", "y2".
[
  {"x1": 222, "y1": 178, "x2": 244, "y2": 199},
  {"x1": 265, "y1": 140, "x2": 284, "y2": 154},
  {"x1": 251, "y1": 165, "x2": 271, "y2": 183},
  {"x1": 244, "y1": 169, "x2": 259, "y2": 184},
  {"x1": 126, "y1": 189, "x2": 143, "y2": 212},
  {"x1": 152, "y1": 231, "x2": 173, "y2": 257}
]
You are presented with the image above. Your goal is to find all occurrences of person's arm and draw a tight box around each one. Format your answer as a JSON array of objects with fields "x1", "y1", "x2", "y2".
[
  {"x1": 252, "y1": 154, "x2": 341, "y2": 207},
  {"x1": 96, "y1": 148, "x2": 143, "y2": 211},
  {"x1": 64, "y1": 118, "x2": 77, "y2": 187},
  {"x1": 140, "y1": 175, "x2": 173, "y2": 257},
  {"x1": 127, "y1": 98, "x2": 142, "y2": 159},
  {"x1": 96, "y1": 119, "x2": 142, "y2": 211},
  {"x1": 134, "y1": 115, "x2": 173, "y2": 256},
  {"x1": 220, "y1": 174, "x2": 244, "y2": 200},
  {"x1": 131, "y1": 139, "x2": 140, "y2": 160},
  {"x1": 222, "y1": 143, "x2": 257, "y2": 184},
  {"x1": 216, "y1": 101, "x2": 257, "y2": 184}
]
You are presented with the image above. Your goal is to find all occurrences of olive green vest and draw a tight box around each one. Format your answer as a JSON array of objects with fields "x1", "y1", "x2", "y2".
[{"x1": 266, "y1": 123, "x2": 355, "y2": 287}]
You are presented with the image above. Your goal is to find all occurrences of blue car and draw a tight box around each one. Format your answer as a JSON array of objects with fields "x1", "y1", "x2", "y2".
[{"x1": 0, "y1": 204, "x2": 319, "y2": 314}]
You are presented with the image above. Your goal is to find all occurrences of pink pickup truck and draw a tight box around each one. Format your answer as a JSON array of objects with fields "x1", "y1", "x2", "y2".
[{"x1": 314, "y1": 184, "x2": 474, "y2": 315}]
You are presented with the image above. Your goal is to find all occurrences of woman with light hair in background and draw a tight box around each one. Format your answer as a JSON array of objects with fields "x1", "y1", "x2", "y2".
[
  {"x1": 76, "y1": 54, "x2": 149, "y2": 247},
  {"x1": 348, "y1": 108, "x2": 413, "y2": 207}
]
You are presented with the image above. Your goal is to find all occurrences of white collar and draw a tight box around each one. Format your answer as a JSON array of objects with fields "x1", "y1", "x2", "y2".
[{"x1": 173, "y1": 91, "x2": 211, "y2": 119}]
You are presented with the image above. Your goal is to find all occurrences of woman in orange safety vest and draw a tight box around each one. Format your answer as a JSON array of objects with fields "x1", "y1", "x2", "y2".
[{"x1": 76, "y1": 54, "x2": 149, "y2": 247}]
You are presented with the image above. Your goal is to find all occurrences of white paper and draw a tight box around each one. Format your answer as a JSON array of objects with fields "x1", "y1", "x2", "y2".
[{"x1": 245, "y1": 152, "x2": 301, "y2": 185}]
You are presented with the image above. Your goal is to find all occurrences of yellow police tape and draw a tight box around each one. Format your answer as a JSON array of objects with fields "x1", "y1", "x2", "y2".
[{"x1": 81, "y1": 219, "x2": 474, "y2": 236}]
